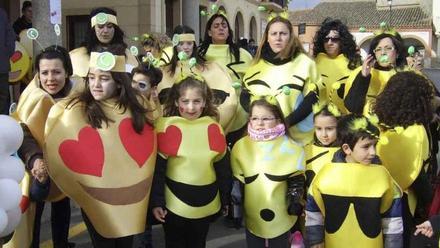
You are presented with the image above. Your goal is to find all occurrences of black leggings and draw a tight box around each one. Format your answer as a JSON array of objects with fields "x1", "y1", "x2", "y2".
[
  {"x1": 81, "y1": 210, "x2": 133, "y2": 248},
  {"x1": 163, "y1": 211, "x2": 211, "y2": 248},
  {"x1": 245, "y1": 229, "x2": 290, "y2": 248}
]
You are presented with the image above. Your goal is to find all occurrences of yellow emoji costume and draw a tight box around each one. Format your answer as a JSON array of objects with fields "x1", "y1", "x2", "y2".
[
  {"x1": 304, "y1": 143, "x2": 338, "y2": 187},
  {"x1": 154, "y1": 116, "x2": 227, "y2": 218},
  {"x1": 315, "y1": 53, "x2": 352, "y2": 114},
  {"x1": 243, "y1": 53, "x2": 322, "y2": 144},
  {"x1": 231, "y1": 135, "x2": 305, "y2": 238}
]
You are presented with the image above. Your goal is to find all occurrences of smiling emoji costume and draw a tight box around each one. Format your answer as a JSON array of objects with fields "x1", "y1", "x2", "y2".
[{"x1": 44, "y1": 52, "x2": 157, "y2": 238}]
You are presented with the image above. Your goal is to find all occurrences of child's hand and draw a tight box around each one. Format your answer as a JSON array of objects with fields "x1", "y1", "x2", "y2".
[
  {"x1": 31, "y1": 158, "x2": 48, "y2": 183},
  {"x1": 152, "y1": 207, "x2": 167, "y2": 223},
  {"x1": 414, "y1": 220, "x2": 434, "y2": 237}
]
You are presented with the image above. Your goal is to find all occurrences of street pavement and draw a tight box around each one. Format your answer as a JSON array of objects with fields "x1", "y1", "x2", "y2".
[{"x1": 39, "y1": 201, "x2": 246, "y2": 248}]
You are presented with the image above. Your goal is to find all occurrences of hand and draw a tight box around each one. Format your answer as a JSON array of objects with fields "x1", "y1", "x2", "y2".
[
  {"x1": 152, "y1": 207, "x2": 167, "y2": 223},
  {"x1": 311, "y1": 243, "x2": 324, "y2": 248},
  {"x1": 361, "y1": 54, "x2": 375, "y2": 77},
  {"x1": 31, "y1": 158, "x2": 48, "y2": 183},
  {"x1": 414, "y1": 220, "x2": 434, "y2": 237}
]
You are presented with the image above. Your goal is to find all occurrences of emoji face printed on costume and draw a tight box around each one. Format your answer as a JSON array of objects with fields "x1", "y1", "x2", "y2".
[
  {"x1": 157, "y1": 62, "x2": 238, "y2": 133},
  {"x1": 45, "y1": 101, "x2": 157, "y2": 238},
  {"x1": 156, "y1": 116, "x2": 227, "y2": 219},
  {"x1": 231, "y1": 135, "x2": 304, "y2": 238},
  {"x1": 9, "y1": 41, "x2": 31, "y2": 83}
]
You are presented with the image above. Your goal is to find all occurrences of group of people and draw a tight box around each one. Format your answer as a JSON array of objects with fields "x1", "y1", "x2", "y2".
[{"x1": 1, "y1": 3, "x2": 439, "y2": 248}]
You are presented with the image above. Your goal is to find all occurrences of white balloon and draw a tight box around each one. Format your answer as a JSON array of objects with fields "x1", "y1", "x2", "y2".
[
  {"x1": 0, "y1": 207, "x2": 21, "y2": 238},
  {"x1": 0, "y1": 115, "x2": 23, "y2": 155},
  {"x1": 0, "y1": 208, "x2": 7, "y2": 234},
  {"x1": 0, "y1": 156, "x2": 25, "y2": 183},
  {"x1": 0, "y1": 179, "x2": 21, "y2": 211}
]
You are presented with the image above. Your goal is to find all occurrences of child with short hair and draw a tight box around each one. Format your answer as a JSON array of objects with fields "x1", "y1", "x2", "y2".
[{"x1": 305, "y1": 114, "x2": 403, "y2": 248}]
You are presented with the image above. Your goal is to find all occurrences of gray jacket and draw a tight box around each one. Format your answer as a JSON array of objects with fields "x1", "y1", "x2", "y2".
[{"x1": 0, "y1": 8, "x2": 15, "y2": 73}]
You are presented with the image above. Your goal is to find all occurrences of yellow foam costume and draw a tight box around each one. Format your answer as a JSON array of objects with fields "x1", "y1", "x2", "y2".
[
  {"x1": 158, "y1": 62, "x2": 238, "y2": 133},
  {"x1": 304, "y1": 143, "x2": 338, "y2": 186},
  {"x1": 243, "y1": 53, "x2": 322, "y2": 144},
  {"x1": 155, "y1": 116, "x2": 227, "y2": 218},
  {"x1": 315, "y1": 53, "x2": 353, "y2": 113},
  {"x1": 44, "y1": 99, "x2": 157, "y2": 238},
  {"x1": 377, "y1": 124, "x2": 429, "y2": 215},
  {"x1": 309, "y1": 162, "x2": 399, "y2": 248},
  {"x1": 231, "y1": 135, "x2": 305, "y2": 238},
  {"x1": 204, "y1": 45, "x2": 253, "y2": 133}
]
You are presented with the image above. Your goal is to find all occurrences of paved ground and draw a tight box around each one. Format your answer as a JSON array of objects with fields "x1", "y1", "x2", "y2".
[{"x1": 39, "y1": 201, "x2": 246, "y2": 248}]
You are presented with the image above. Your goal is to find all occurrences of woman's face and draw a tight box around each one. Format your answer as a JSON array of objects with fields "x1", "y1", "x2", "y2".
[
  {"x1": 208, "y1": 17, "x2": 229, "y2": 44},
  {"x1": 176, "y1": 41, "x2": 194, "y2": 57},
  {"x1": 39, "y1": 58, "x2": 67, "y2": 95},
  {"x1": 95, "y1": 23, "x2": 115, "y2": 44},
  {"x1": 373, "y1": 37, "x2": 397, "y2": 67},
  {"x1": 323, "y1": 30, "x2": 341, "y2": 58},
  {"x1": 88, "y1": 68, "x2": 118, "y2": 101},
  {"x1": 267, "y1": 21, "x2": 290, "y2": 53}
]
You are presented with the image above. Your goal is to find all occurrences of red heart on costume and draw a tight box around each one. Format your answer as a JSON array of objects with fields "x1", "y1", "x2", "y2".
[
  {"x1": 157, "y1": 125, "x2": 182, "y2": 156},
  {"x1": 208, "y1": 124, "x2": 226, "y2": 153},
  {"x1": 59, "y1": 126, "x2": 105, "y2": 177},
  {"x1": 10, "y1": 51, "x2": 22, "y2": 63},
  {"x1": 119, "y1": 118, "x2": 155, "y2": 167},
  {"x1": 19, "y1": 195, "x2": 30, "y2": 213}
]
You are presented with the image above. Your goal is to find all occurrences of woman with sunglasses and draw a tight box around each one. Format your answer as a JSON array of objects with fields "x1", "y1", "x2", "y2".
[
  {"x1": 158, "y1": 25, "x2": 238, "y2": 133},
  {"x1": 313, "y1": 19, "x2": 361, "y2": 114},
  {"x1": 344, "y1": 32, "x2": 407, "y2": 115}
]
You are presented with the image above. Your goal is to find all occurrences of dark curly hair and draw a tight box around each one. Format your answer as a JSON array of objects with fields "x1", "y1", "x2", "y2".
[
  {"x1": 373, "y1": 71, "x2": 434, "y2": 128},
  {"x1": 369, "y1": 33, "x2": 406, "y2": 69},
  {"x1": 313, "y1": 19, "x2": 361, "y2": 70}
]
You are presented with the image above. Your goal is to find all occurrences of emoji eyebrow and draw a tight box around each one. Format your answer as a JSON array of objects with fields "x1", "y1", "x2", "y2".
[
  {"x1": 244, "y1": 174, "x2": 259, "y2": 184},
  {"x1": 247, "y1": 80, "x2": 271, "y2": 88},
  {"x1": 264, "y1": 172, "x2": 295, "y2": 182}
]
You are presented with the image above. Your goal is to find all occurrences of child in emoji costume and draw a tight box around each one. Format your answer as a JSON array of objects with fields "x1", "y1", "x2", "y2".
[
  {"x1": 374, "y1": 71, "x2": 435, "y2": 247},
  {"x1": 158, "y1": 25, "x2": 238, "y2": 133},
  {"x1": 304, "y1": 103, "x2": 340, "y2": 187},
  {"x1": 313, "y1": 19, "x2": 361, "y2": 114},
  {"x1": 45, "y1": 47, "x2": 156, "y2": 247},
  {"x1": 231, "y1": 98, "x2": 305, "y2": 247},
  {"x1": 151, "y1": 76, "x2": 231, "y2": 248},
  {"x1": 305, "y1": 114, "x2": 403, "y2": 248},
  {"x1": 10, "y1": 46, "x2": 76, "y2": 248},
  {"x1": 242, "y1": 16, "x2": 322, "y2": 145},
  {"x1": 69, "y1": 8, "x2": 138, "y2": 77}
]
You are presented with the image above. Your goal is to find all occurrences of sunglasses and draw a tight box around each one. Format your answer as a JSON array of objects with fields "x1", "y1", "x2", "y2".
[{"x1": 324, "y1": 37, "x2": 341, "y2": 43}]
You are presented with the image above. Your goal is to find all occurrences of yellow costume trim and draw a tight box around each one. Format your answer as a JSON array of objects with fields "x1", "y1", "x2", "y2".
[
  {"x1": 377, "y1": 124, "x2": 429, "y2": 191},
  {"x1": 310, "y1": 162, "x2": 398, "y2": 247},
  {"x1": 155, "y1": 116, "x2": 226, "y2": 219},
  {"x1": 91, "y1": 13, "x2": 118, "y2": 27},
  {"x1": 231, "y1": 135, "x2": 304, "y2": 238},
  {"x1": 45, "y1": 99, "x2": 157, "y2": 238}
]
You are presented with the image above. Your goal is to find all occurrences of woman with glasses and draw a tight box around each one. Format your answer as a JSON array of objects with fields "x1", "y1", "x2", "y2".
[
  {"x1": 344, "y1": 32, "x2": 407, "y2": 115},
  {"x1": 313, "y1": 19, "x2": 361, "y2": 114},
  {"x1": 158, "y1": 25, "x2": 238, "y2": 133}
]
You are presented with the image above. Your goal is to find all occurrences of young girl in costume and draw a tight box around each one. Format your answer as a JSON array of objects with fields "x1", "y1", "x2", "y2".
[
  {"x1": 44, "y1": 45, "x2": 156, "y2": 247},
  {"x1": 151, "y1": 76, "x2": 232, "y2": 248},
  {"x1": 305, "y1": 114, "x2": 403, "y2": 248},
  {"x1": 305, "y1": 102, "x2": 341, "y2": 187},
  {"x1": 374, "y1": 71, "x2": 435, "y2": 247},
  {"x1": 231, "y1": 98, "x2": 305, "y2": 247}
]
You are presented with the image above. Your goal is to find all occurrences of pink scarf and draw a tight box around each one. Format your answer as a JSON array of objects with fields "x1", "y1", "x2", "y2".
[{"x1": 247, "y1": 123, "x2": 286, "y2": 141}]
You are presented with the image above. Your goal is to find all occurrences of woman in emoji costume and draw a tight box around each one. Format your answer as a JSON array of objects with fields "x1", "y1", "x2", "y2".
[
  {"x1": 374, "y1": 71, "x2": 435, "y2": 247},
  {"x1": 199, "y1": 11, "x2": 253, "y2": 142},
  {"x1": 344, "y1": 28, "x2": 407, "y2": 115},
  {"x1": 44, "y1": 46, "x2": 156, "y2": 247},
  {"x1": 151, "y1": 76, "x2": 232, "y2": 248},
  {"x1": 158, "y1": 25, "x2": 238, "y2": 133},
  {"x1": 69, "y1": 7, "x2": 138, "y2": 78},
  {"x1": 304, "y1": 103, "x2": 341, "y2": 187},
  {"x1": 313, "y1": 19, "x2": 361, "y2": 114},
  {"x1": 242, "y1": 15, "x2": 322, "y2": 145},
  {"x1": 305, "y1": 114, "x2": 403, "y2": 248},
  {"x1": 231, "y1": 98, "x2": 305, "y2": 247},
  {"x1": 10, "y1": 46, "x2": 76, "y2": 248}
]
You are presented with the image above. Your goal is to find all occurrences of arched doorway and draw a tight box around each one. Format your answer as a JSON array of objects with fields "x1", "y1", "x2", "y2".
[
  {"x1": 249, "y1": 16, "x2": 257, "y2": 42},
  {"x1": 234, "y1": 11, "x2": 244, "y2": 43}
]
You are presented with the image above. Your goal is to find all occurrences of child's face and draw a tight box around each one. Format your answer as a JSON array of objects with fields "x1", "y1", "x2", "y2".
[
  {"x1": 249, "y1": 105, "x2": 281, "y2": 131},
  {"x1": 88, "y1": 68, "x2": 118, "y2": 101},
  {"x1": 343, "y1": 137, "x2": 377, "y2": 165},
  {"x1": 314, "y1": 114, "x2": 337, "y2": 146},
  {"x1": 177, "y1": 41, "x2": 194, "y2": 57},
  {"x1": 176, "y1": 87, "x2": 205, "y2": 120},
  {"x1": 131, "y1": 73, "x2": 152, "y2": 97}
]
